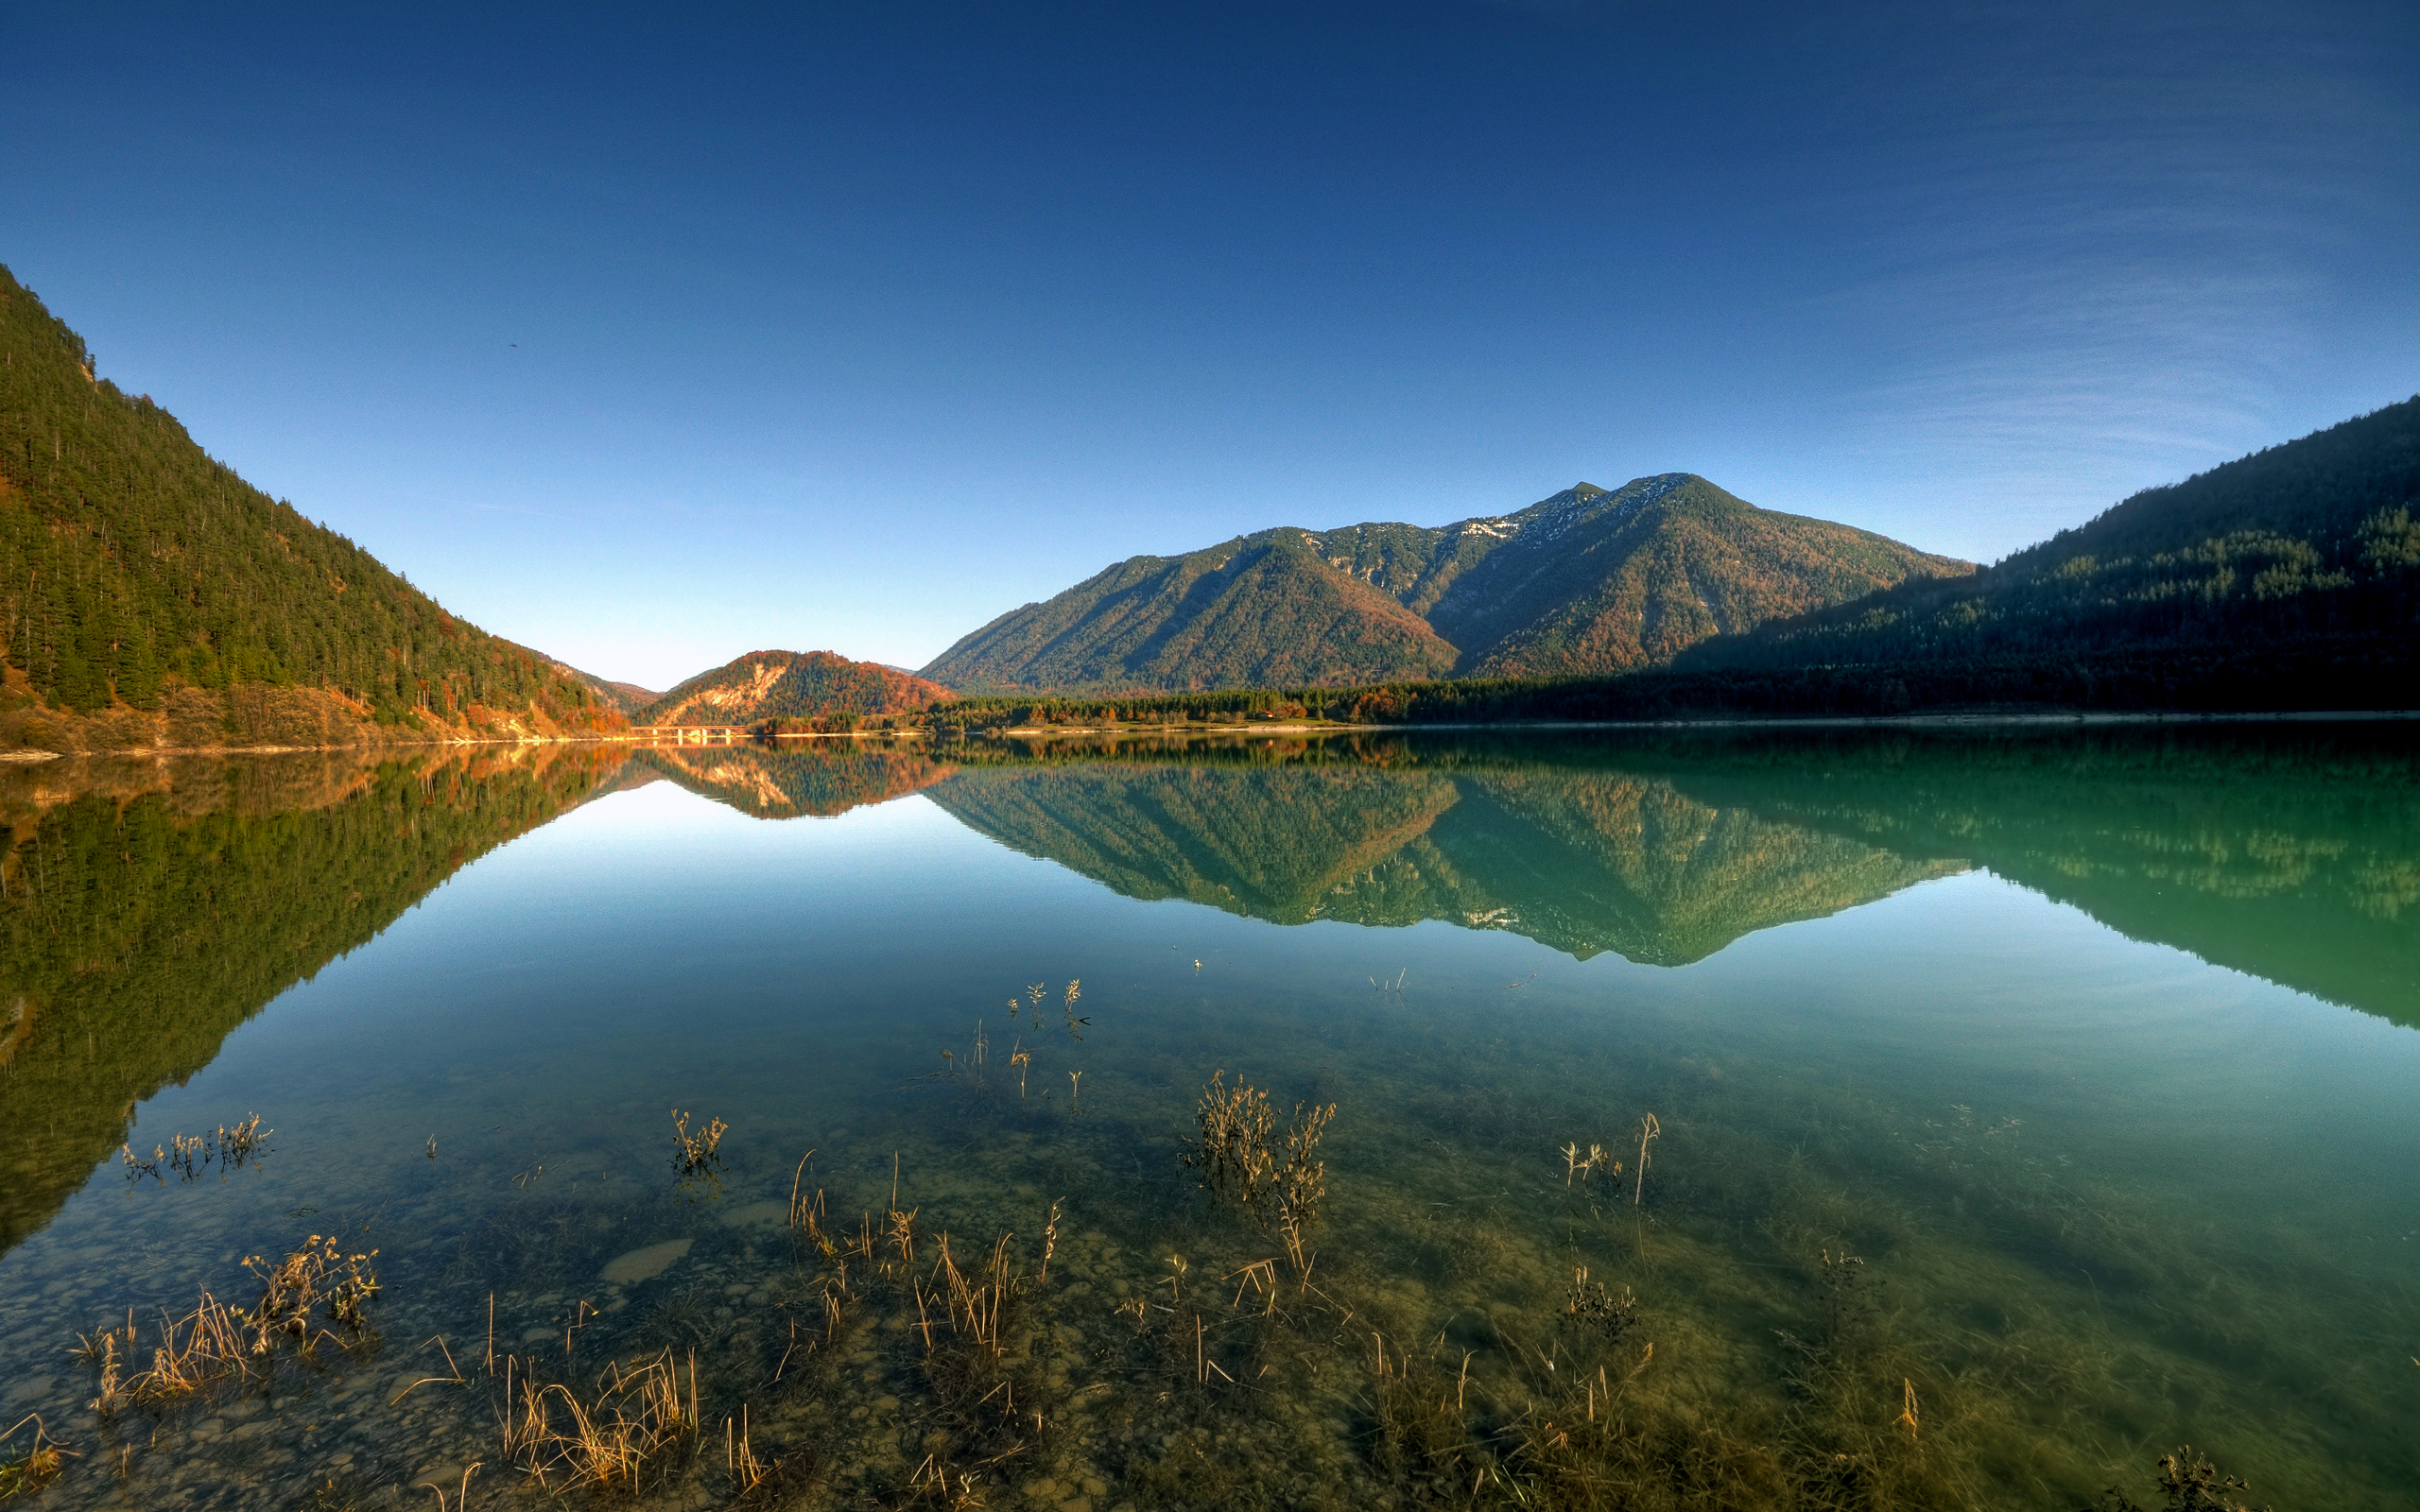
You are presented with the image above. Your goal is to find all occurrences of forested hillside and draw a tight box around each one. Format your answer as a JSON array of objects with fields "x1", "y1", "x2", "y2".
[
  {"x1": 642, "y1": 647, "x2": 955, "y2": 730},
  {"x1": 1681, "y1": 397, "x2": 2420, "y2": 675},
  {"x1": 919, "y1": 474, "x2": 1967, "y2": 692},
  {"x1": 924, "y1": 534, "x2": 1461, "y2": 692},
  {"x1": 0, "y1": 266, "x2": 621, "y2": 751}
]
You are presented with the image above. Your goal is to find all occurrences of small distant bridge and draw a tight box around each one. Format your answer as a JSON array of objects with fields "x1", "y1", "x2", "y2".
[{"x1": 615, "y1": 725, "x2": 744, "y2": 746}]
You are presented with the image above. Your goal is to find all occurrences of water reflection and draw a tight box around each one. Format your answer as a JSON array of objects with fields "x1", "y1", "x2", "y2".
[
  {"x1": 0, "y1": 746, "x2": 624, "y2": 1250},
  {"x1": 2, "y1": 725, "x2": 2416, "y2": 1508},
  {"x1": 636, "y1": 727, "x2": 2420, "y2": 1023}
]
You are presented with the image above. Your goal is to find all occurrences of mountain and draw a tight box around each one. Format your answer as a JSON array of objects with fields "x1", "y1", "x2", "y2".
[
  {"x1": 922, "y1": 533, "x2": 1461, "y2": 692},
  {"x1": 641, "y1": 648, "x2": 956, "y2": 730},
  {"x1": 1679, "y1": 397, "x2": 2420, "y2": 677},
  {"x1": 919, "y1": 475, "x2": 1969, "y2": 692},
  {"x1": 0, "y1": 266, "x2": 624, "y2": 753}
]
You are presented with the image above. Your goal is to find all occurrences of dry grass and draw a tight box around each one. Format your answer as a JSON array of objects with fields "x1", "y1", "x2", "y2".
[
  {"x1": 500, "y1": 1348, "x2": 698, "y2": 1489},
  {"x1": 76, "y1": 1232, "x2": 380, "y2": 1413}
]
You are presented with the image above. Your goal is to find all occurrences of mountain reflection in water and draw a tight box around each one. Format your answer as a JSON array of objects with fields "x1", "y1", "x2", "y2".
[
  {"x1": 639, "y1": 727, "x2": 2419, "y2": 1025},
  {"x1": 3, "y1": 725, "x2": 2413, "y2": 1256}
]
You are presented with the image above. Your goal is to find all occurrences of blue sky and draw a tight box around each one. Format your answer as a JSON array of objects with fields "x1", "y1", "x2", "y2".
[{"x1": 4, "y1": 2, "x2": 2414, "y2": 685}]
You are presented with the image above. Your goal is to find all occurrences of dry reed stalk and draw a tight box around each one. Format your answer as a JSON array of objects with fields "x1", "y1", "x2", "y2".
[
  {"x1": 416, "y1": 1461, "x2": 480, "y2": 1511},
  {"x1": 1634, "y1": 1114, "x2": 1660, "y2": 1206},
  {"x1": 786, "y1": 1148, "x2": 820, "y2": 1231},
  {"x1": 389, "y1": 1335, "x2": 470, "y2": 1405},
  {"x1": 726, "y1": 1406, "x2": 771, "y2": 1493}
]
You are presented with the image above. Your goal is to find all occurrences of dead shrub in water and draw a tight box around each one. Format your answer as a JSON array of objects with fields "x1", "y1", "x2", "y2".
[
  {"x1": 672, "y1": 1107, "x2": 727, "y2": 1172},
  {"x1": 1181, "y1": 1072, "x2": 1336, "y2": 1260}
]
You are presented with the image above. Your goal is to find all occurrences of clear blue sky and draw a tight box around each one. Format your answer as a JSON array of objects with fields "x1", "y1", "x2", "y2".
[{"x1": 5, "y1": 3, "x2": 2414, "y2": 687}]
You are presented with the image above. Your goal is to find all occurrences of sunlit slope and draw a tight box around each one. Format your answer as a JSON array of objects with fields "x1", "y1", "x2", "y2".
[
  {"x1": 1683, "y1": 396, "x2": 2420, "y2": 675},
  {"x1": 0, "y1": 267, "x2": 621, "y2": 751},
  {"x1": 923, "y1": 761, "x2": 1958, "y2": 962},
  {"x1": 922, "y1": 535, "x2": 1461, "y2": 693},
  {"x1": 919, "y1": 476, "x2": 1966, "y2": 692},
  {"x1": 0, "y1": 747, "x2": 623, "y2": 1252},
  {"x1": 642, "y1": 649, "x2": 954, "y2": 729}
]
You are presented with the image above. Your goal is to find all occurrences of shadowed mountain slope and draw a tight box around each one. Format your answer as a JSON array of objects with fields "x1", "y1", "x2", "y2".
[
  {"x1": 920, "y1": 476, "x2": 1967, "y2": 692},
  {"x1": 1681, "y1": 396, "x2": 2420, "y2": 676}
]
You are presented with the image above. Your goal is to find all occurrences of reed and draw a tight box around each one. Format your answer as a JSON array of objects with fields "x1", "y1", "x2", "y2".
[
  {"x1": 500, "y1": 1349, "x2": 697, "y2": 1489},
  {"x1": 1562, "y1": 1141, "x2": 1617, "y2": 1189},
  {"x1": 725, "y1": 1406, "x2": 772, "y2": 1495},
  {"x1": 119, "y1": 1113, "x2": 272, "y2": 1185},
  {"x1": 1634, "y1": 1112, "x2": 1661, "y2": 1206},
  {"x1": 416, "y1": 1463, "x2": 479, "y2": 1511}
]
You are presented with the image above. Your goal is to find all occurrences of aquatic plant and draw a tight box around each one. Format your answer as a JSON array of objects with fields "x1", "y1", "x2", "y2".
[
  {"x1": 2089, "y1": 1448, "x2": 2273, "y2": 1512},
  {"x1": 0, "y1": 1416, "x2": 74, "y2": 1500},
  {"x1": 670, "y1": 1107, "x2": 728, "y2": 1177},
  {"x1": 117, "y1": 1112, "x2": 271, "y2": 1186},
  {"x1": 1634, "y1": 1111, "x2": 1660, "y2": 1206}
]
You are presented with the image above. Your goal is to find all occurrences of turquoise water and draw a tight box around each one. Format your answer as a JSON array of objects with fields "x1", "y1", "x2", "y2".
[{"x1": 0, "y1": 729, "x2": 2414, "y2": 1509}]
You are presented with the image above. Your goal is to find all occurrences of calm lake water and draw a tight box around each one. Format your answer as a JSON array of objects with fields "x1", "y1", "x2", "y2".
[{"x1": 1, "y1": 727, "x2": 2414, "y2": 1510}]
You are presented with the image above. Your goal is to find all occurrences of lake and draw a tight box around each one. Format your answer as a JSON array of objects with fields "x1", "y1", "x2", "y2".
[{"x1": 2, "y1": 725, "x2": 2414, "y2": 1510}]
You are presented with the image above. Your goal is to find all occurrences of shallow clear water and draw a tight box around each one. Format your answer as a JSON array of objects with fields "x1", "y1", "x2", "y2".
[{"x1": 1, "y1": 728, "x2": 2415, "y2": 1510}]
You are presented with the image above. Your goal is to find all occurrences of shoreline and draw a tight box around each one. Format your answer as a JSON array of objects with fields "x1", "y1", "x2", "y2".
[{"x1": 6, "y1": 706, "x2": 2415, "y2": 762}]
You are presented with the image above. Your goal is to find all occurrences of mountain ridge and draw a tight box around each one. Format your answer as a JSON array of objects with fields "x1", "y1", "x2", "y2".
[{"x1": 919, "y1": 474, "x2": 1970, "y2": 692}]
